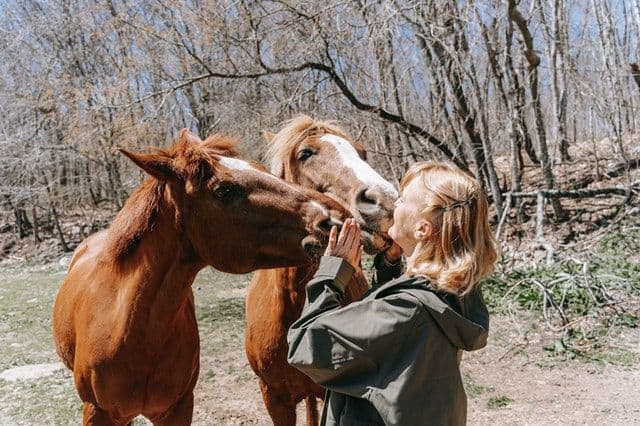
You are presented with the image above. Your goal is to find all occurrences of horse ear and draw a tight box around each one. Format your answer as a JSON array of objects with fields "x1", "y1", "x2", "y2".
[
  {"x1": 262, "y1": 130, "x2": 276, "y2": 144},
  {"x1": 119, "y1": 148, "x2": 179, "y2": 182}
]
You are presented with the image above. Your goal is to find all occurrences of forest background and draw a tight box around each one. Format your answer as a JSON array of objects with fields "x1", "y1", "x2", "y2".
[{"x1": 0, "y1": 1, "x2": 639, "y2": 423}]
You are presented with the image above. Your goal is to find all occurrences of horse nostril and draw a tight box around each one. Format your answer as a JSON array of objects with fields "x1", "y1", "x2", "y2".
[
  {"x1": 317, "y1": 218, "x2": 332, "y2": 233},
  {"x1": 356, "y1": 188, "x2": 379, "y2": 206},
  {"x1": 317, "y1": 217, "x2": 342, "y2": 233}
]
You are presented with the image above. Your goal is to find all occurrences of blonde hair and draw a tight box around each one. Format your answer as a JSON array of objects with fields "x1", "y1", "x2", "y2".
[{"x1": 402, "y1": 162, "x2": 498, "y2": 295}]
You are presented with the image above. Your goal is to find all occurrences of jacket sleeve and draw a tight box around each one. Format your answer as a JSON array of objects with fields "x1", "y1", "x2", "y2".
[
  {"x1": 287, "y1": 256, "x2": 421, "y2": 397},
  {"x1": 371, "y1": 253, "x2": 403, "y2": 288}
]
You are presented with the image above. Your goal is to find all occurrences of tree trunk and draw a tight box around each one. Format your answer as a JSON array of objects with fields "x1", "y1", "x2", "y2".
[
  {"x1": 631, "y1": 63, "x2": 640, "y2": 92},
  {"x1": 477, "y1": 14, "x2": 523, "y2": 216},
  {"x1": 32, "y1": 206, "x2": 40, "y2": 244},
  {"x1": 505, "y1": 17, "x2": 540, "y2": 166},
  {"x1": 50, "y1": 205, "x2": 70, "y2": 252},
  {"x1": 508, "y1": 0, "x2": 567, "y2": 221},
  {"x1": 541, "y1": 0, "x2": 571, "y2": 162}
]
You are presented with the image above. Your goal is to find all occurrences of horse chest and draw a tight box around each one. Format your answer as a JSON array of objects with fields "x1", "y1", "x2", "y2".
[{"x1": 79, "y1": 313, "x2": 200, "y2": 415}]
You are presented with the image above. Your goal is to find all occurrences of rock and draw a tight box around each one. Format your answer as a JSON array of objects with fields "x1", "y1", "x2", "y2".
[{"x1": 0, "y1": 362, "x2": 65, "y2": 382}]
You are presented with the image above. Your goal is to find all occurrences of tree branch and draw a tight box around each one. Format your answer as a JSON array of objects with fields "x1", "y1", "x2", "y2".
[{"x1": 105, "y1": 62, "x2": 460, "y2": 166}]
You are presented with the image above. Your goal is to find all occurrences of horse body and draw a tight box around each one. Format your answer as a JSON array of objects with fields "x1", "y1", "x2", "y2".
[
  {"x1": 53, "y1": 130, "x2": 347, "y2": 425},
  {"x1": 246, "y1": 266, "x2": 325, "y2": 416},
  {"x1": 247, "y1": 264, "x2": 369, "y2": 425},
  {"x1": 55, "y1": 205, "x2": 202, "y2": 423},
  {"x1": 245, "y1": 116, "x2": 398, "y2": 425}
]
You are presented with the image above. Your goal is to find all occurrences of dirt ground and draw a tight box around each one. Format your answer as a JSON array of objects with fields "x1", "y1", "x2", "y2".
[
  {"x1": 193, "y1": 289, "x2": 640, "y2": 426},
  {"x1": 0, "y1": 264, "x2": 638, "y2": 425}
]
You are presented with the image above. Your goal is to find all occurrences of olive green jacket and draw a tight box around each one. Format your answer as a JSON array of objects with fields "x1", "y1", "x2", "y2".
[{"x1": 287, "y1": 256, "x2": 489, "y2": 425}]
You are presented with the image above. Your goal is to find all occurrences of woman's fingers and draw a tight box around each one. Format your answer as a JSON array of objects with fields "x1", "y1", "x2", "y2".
[
  {"x1": 348, "y1": 222, "x2": 360, "y2": 252},
  {"x1": 336, "y1": 219, "x2": 349, "y2": 245},
  {"x1": 324, "y1": 225, "x2": 338, "y2": 256},
  {"x1": 343, "y1": 221, "x2": 361, "y2": 267},
  {"x1": 326, "y1": 219, "x2": 363, "y2": 267},
  {"x1": 328, "y1": 225, "x2": 338, "y2": 248},
  {"x1": 341, "y1": 219, "x2": 355, "y2": 248},
  {"x1": 354, "y1": 244, "x2": 363, "y2": 267}
]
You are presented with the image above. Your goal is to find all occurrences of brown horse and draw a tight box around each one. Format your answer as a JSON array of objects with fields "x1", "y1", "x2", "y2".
[
  {"x1": 245, "y1": 116, "x2": 398, "y2": 426},
  {"x1": 52, "y1": 129, "x2": 349, "y2": 425}
]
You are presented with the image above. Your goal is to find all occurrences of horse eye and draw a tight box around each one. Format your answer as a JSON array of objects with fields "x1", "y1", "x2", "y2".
[
  {"x1": 296, "y1": 149, "x2": 314, "y2": 162},
  {"x1": 213, "y1": 185, "x2": 234, "y2": 200}
]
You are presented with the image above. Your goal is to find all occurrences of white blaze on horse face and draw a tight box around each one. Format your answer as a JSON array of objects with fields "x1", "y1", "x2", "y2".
[
  {"x1": 217, "y1": 156, "x2": 255, "y2": 172},
  {"x1": 217, "y1": 156, "x2": 281, "y2": 182},
  {"x1": 320, "y1": 134, "x2": 398, "y2": 199}
]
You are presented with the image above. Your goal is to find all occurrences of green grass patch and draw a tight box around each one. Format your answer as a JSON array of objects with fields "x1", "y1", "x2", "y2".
[
  {"x1": 481, "y1": 227, "x2": 640, "y2": 360},
  {"x1": 463, "y1": 374, "x2": 494, "y2": 399},
  {"x1": 487, "y1": 395, "x2": 514, "y2": 409},
  {"x1": 196, "y1": 297, "x2": 246, "y2": 325}
]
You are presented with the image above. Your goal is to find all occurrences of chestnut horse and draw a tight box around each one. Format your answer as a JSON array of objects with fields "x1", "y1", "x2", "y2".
[
  {"x1": 245, "y1": 116, "x2": 398, "y2": 425},
  {"x1": 52, "y1": 129, "x2": 348, "y2": 425}
]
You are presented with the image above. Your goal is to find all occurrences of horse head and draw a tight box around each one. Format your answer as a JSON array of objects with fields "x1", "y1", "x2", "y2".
[
  {"x1": 265, "y1": 116, "x2": 398, "y2": 254},
  {"x1": 119, "y1": 129, "x2": 347, "y2": 273}
]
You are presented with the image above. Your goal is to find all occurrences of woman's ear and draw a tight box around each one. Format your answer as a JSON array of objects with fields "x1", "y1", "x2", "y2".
[{"x1": 414, "y1": 219, "x2": 434, "y2": 242}]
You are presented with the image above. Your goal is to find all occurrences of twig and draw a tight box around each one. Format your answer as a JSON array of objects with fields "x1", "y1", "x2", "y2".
[
  {"x1": 495, "y1": 193, "x2": 512, "y2": 241},
  {"x1": 536, "y1": 192, "x2": 555, "y2": 265}
]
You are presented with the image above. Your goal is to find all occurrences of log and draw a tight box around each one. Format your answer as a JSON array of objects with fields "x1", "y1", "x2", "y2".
[{"x1": 505, "y1": 184, "x2": 639, "y2": 200}]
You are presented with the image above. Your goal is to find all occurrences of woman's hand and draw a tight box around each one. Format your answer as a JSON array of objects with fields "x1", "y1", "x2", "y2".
[{"x1": 324, "y1": 218, "x2": 363, "y2": 269}]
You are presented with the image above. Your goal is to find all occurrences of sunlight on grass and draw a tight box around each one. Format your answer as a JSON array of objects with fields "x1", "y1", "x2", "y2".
[{"x1": 0, "y1": 265, "x2": 254, "y2": 424}]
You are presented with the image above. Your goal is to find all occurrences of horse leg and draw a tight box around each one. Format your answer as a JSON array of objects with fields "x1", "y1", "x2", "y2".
[
  {"x1": 305, "y1": 395, "x2": 319, "y2": 426},
  {"x1": 82, "y1": 402, "x2": 126, "y2": 426},
  {"x1": 258, "y1": 380, "x2": 296, "y2": 426},
  {"x1": 150, "y1": 391, "x2": 194, "y2": 426}
]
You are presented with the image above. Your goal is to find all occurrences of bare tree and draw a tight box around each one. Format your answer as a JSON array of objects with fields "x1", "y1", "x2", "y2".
[{"x1": 1, "y1": 0, "x2": 638, "y2": 250}]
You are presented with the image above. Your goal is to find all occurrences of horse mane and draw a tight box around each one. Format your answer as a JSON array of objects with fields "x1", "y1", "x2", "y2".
[
  {"x1": 107, "y1": 179, "x2": 166, "y2": 262},
  {"x1": 265, "y1": 115, "x2": 351, "y2": 178},
  {"x1": 106, "y1": 132, "x2": 241, "y2": 262},
  {"x1": 201, "y1": 134, "x2": 240, "y2": 158}
]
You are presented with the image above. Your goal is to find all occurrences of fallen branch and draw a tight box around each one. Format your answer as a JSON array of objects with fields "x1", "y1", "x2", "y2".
[
  {"x1": 505, "y1": 184, "x2": 639, "y2": 199},
  {"x1": 566, "y1": 157, "x2": 640, "y2": 189}
]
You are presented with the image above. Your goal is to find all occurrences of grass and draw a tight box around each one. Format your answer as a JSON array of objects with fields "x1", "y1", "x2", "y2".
[
  {"x1": 196, "y1": 296, "x2": 246, "y2": 325},
  {"x1": 0, "y1": 264, "x2": 253, "y2": 425},
  {"x1": 487, "y1": 395, "x2": 514, "y2": 409},
  {"x1": 481, "y1": 227, "x2": 640, "y2": 355},
  {"x1": 0, "y1": 265, "x2": 79, "y2": 424},
  {"x1": 463, "y1": 374, "x2": 494, "y2": 399},
  {"x1": 0, "y1": 267, "x2": 67, "y2": 371}
]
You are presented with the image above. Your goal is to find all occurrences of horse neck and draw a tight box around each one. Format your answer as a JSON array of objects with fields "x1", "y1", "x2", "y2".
[
  {"x1": 276, "y1": 263, "x2": 320, "y2": 315},
  {"x1": 111, "y1": 191, "x2": 204, "y2": 334},
  {"x1": 267, "y1": 260, "x2": 369, "y2": 318}
]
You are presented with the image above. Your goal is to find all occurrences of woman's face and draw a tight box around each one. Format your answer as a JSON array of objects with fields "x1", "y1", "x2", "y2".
[{"x1": 388, "y1": 176, "x2": 425, "y2": 256}]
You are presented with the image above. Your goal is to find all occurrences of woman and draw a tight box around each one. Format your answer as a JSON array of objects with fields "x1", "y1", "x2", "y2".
[{"x1": 287, "y1": 161, "x2": 498, "y2": 425}]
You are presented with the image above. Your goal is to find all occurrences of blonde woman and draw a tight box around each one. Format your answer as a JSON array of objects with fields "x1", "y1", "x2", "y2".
[{"x1": 287, "y1": 161, "x2": 498, "y2": 425}]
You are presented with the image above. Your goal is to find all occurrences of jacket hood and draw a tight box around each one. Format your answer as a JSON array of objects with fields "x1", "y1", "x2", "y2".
[{"x1": 380, "y1": 276, "x2": 490, "y2": 351}]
